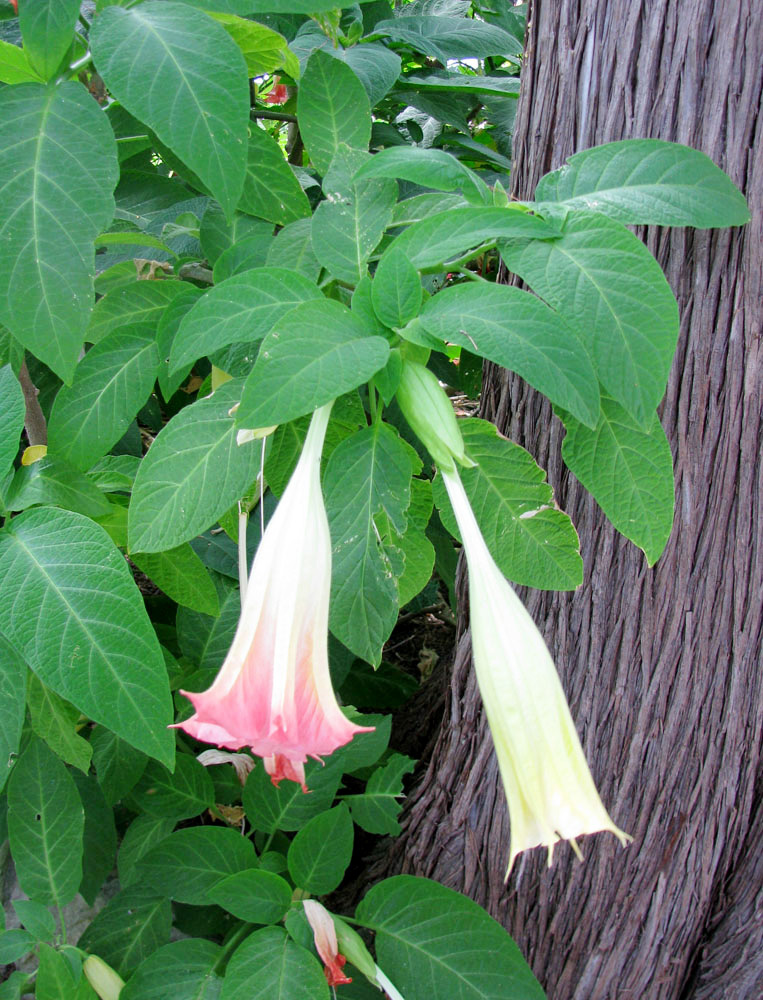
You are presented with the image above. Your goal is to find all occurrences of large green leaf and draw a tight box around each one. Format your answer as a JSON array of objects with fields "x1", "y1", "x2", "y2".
[
  {"x1": 242, "y1": 758, "x2": 342, "y2": 834},
  {"x1": 7, "y1": 738, "x2": 84, "y2": 907},
  {"x1": 346, "y1": 753, "x2": 415, "y2": 835},
  {"x1": 236, "y1": 299, "x2": 389, "y2": 427},
  {"x1": 0, "y1": 635, "x2": 26, "y2": 794},
  {"x1": 130, "y1": 754, "x2": 215, "y2": 820},
  {"x1": 0, "y1": 83, "x2": 118, "y2": 381},
  {"x1": 91, "y1": 2, "x2": 249, "y2": 218},
  {"x1": 0, "y1": 507, "x2": 174, "y2": 765},
  {"x1": 535, "y1": 139, "x2": 750, "y2": 228},
  {"x1": 35, "y1": 943, "x2": 80, "y2": 1000},
  {"x1": 176, "y1": 575, "x2": 240, "y2": 671},
  {"x1": 420, "y1": 283, "x2": 599, "y2": 427},
  {"x1": 128, "y1": 380, "x2": 261, "y2": 553},
  {"x1": 500, "y1": 211, "x2": 679, "y2": 425},
  {"x1": 200, "y1": 203, "x2": 270, "y2": 265},
  {"x1": 432, "y1": 420, "x2": 582, "y2": 590},
  {"x1": 372, "y1": 16, "x2": 521, "y2": 62},
  {"x1": 560, "y1": 395, "x2": 674, "y2": 565},
  {"x1": 312, "y1": 146, "x2": 397, "y2": 284},
  {"x1": 121, "y1": 939, "x2": 223, "y2": 1000},
  {"x1": 356, "y1": 876, "x2": 545, "y2": 1000},
  {"x1": 372, "y1": 248, "x2": 422, "y2": 330},
  {"x1": 332, "y1": 43, "x2": 401, "y2": 106},
  {"x1": 239, "y1": 127, "x2": 311, "y2": 226},
  {"x1": 169, "y1": 268, "x2": 321, "y2": 375},
  {"x1": 135, "y1": 827, "x2": 256, "y2": 905},
  {"x1": 390, "y1": 206, "x2": 558, "y2": 270},
  {"x1": 90, "y1": 725, "x2": 148, "y2": 807},
  {"x1": 404, "y1": 71, "x2": 521, "y2": 98},
  {"x1": 212, "y1": 12, "x2": 298, "y2": 77},
  {"x1": 47, "y1": 329, "x2": 159, "y2": 471},
  {"x1": 208, "y1": 869, "x2": 293, "y2": 925},
  {"x1": 354, "y1": 146, "x2": 489, "y2": 204},
  {"x1": 73, "y1": 771, "x2": 118, "y2": 906},
  {"x1": 222, "y1": 927, "x2": 329, "y2": 1000},
  {"x1": 18, "y1": 0, "x2": 79, "y2": 80},
  {"x1": 287, "y1": 804, "x2": 354, "y2": 895},
  {"x1": 298, "y1": 49, "x2": 371, "y2": 174},
  {"x1": 78, "y1": 887, "x2": 172, "y2": 976},
  {"x1": 0, "y1": 364, "x2": 24, "y2": 482},
  {"x1": 132, "y1": 544, "x2": 220, "y2": 616},
  {"x1": 0, "y1": 39, "x2": 44, "y2": 84},
  {"x1": 324, "y1": 424, "x2": 413, "y2": 665},
  {"x1": 87, "y1": 280, "x2": 187, "y2": 345}
]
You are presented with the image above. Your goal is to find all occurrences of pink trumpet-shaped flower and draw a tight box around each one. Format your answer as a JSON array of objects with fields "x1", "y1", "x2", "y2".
[
  {"x1": 176, "y1": 402, "x2": 370, "y2": 790},
  {"x1": 303, "y1": 901, "x2": 352, "y2": 987}
]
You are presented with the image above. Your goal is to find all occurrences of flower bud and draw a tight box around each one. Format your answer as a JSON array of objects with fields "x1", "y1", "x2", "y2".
[
  {"x1": 333, "y1": 917, "x2": 378, "y2": 981},
  {"x1": 83, "y1": 956, "x2": 125, "y2": 1000},
  {"x1": 395, "y1": 360, "x2": 474, "y2": 472}
]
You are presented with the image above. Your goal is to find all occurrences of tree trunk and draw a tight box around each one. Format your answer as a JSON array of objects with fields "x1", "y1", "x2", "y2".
[{"x1": 382, "y1": 1, "x2": 762, "y2": 997}]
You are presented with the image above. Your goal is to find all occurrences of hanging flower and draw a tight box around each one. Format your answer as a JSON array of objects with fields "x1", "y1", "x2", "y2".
[
  {"x1": 441, "y1": 467, "x2": 630, "y2": 873},
  {"x1": 176, "y1": 403, "x2": 371, "y2": 790},
  {"x1": 265, "y1": 77, "x2": 289, "y2": 105},
  {"x1": 303, "y1": 900, "x2": 352, "y2": 987}
]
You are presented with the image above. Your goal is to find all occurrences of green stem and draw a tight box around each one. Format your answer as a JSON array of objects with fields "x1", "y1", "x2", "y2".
[
  {"x1": 419, "y1": 242, "x2": 497, "y2": 275},
  {"x1": 213, "y1": 923, "x2": 256, "y2": 974}
]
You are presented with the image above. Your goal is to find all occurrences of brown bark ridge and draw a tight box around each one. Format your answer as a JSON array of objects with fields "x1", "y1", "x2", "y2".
[{"x1": 382, "y1": 1, "x2": 762, "y2": 997}]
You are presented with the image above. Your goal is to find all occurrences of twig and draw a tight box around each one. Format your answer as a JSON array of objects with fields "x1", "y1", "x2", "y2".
[
  {"x1": 18, "y1": 360, "x2": 47, "y2": 446},
  {"x1": 251, "y1": 109, "x2": 298, "y2": 124}
]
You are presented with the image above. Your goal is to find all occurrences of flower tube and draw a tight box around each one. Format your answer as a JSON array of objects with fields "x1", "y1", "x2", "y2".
[
  {"x1": 176, "y1": 402, "x2": 370, "y2": 790},
  {"x1": 441, "y1": 466, "x2": 630, "y2": 873}
]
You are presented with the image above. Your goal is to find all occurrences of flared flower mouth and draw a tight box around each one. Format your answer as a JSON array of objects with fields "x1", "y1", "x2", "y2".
[
  {"x1": 175, "y1": 402, "x2": 371, "y2": 789},
  {"x1": 441, "y1": 467, "x2": 630, "y2": 873}
]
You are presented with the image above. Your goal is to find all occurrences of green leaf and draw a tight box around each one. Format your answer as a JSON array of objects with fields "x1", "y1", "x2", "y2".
[
  {"x1": 212, "y1": 12, "x2": 297, "y2": 77},
  {"x1": 176, "y1": 575, "x2": 240, "y2": 671},
  {"x1": 0, "y1": 635, "x2": 27, "y2": 793},
  {"x1": 128, "y1": 380, "x2": 262, "y2": 553},
  {"x1": 0, "y1": 83, "x2": 118, "y2": 381},
  {"x1": 200, "y1": 203, "x2": 269, "y2": 265},
  {"x1": 332, "y1": 43, "x2": 401, "y2": 106},
  {"x1": 134, "y1": 827, "x2": 256, "y2": 905},
  {"x1": 324, "y1": 424, "x2": 413, "y2": 665},
  {"x1": 7, "y1": 738, "x2": 84, "y2": 906},
  {"x1": 404, "y1": 71, "x2": 521, "y2": 98},
  {"x1": 26, "y1": 673, "x2": 93, "y2": 774},
  {"x1": 287, "y1": 804, "x2": 353, "y2": 895},
  {"x1": 311, "y1": 146, "x2": 397, "y2": 284},
  {"x1": 72, "y1": 771, "x2": 117, "y2": 906},
  {"x1": 266, "y1": 217, "x2": 322, "y2": 282},
  {"x1": 47, "y1": 329, "x2": 159, "y2": 471},
  {"x1": 354, "y1": 146, "x2": 489, "y2": 205},
  {"x1": 132, "y1": 544, "x2": 220, "y2": 616},
  {"x1": 35, "y1": 942, "x2": 79, "y2": 1000},
  {"x1": 87, "y1": 280, "x2": 187, "y2": 346},
  {"x1": 393, "y1": 523, "x2": 436, "y2": 607},
  {"x1": 372, "y1": 248, "x2": 422, "y2": 329},
  {"x1": 236, "y1": 300, "x2": 389, "y2": 427},
  {"x1": 357, "y1": 876, "x2": 545, "y2": 1000},
  {"x1": 170, "y1": 268, "x2": 321, "y2": 376},
  {"x1": 500, "y1": 211, "x2": 679, "y2": 425},
  {"x1": 0, "y1": 507, "x2": 174, "y2": 765},
  {"x1": 130, "y1": 754, "x2": 215, "y2": 821},
  {"x1": 372, "y1": 16, "x2": 521, "y2": 62},
  {"x1": 90, "y1": 725, "x2": 148, "y2": 807},
  {"x1": 433, "y1": 419, "x2": 583, "y2": 590},
  {"x1": 118, "y1": 815, "x2": 175, "y2": 887},
  {"x1": 339, "y1": 660, "x2": 418, "y2": 712},
  {"x1": 0, "y1": 40, "x2": 44, "y2": 85},
  {"x1": 157, "y1": 285, "x2": 204, "y2": 401},
  {"x1": 324, "y1": 712, "x2": 391, "y2": 774},
  {"x1": 213, "y1": 236, "x2": 273, "y2": 283},
  {"x1": 242, "y1": 759, "x2": 341, "y2": 834},
  {"x1": 0, "y1": 364, "x2": 24, "y2": 483},
  {"x1": 4, "y1": 456, "x2": 111, "y2": 518},
  {"x1": 78, "y1": 887, "x2": 172, "y2": 977},
  {"x1": 560, "y1": 395, "x2": 674, "y2": 565},
  {"x1": 19, "y1": 0, "x2": 79, "y2": 80},
  {"x1": 535, "y1": 139, "x2": 751, "y2": 228},
  {"x1": 208, "y1": 869, "x2": 292, "y2": 925},
  {"x1": 91, "y1": 2, "x2": 249, "y2": 218},
  {"x1": 0, "y1": 930, "x2": 36, "y2": 965},
  {"x1": 121, "y1": 939, "x2": 223, "y2": 1000},
  {"x1": 11, "y1": 900, "x2": 56, "y2": 942},
  {"x1": 391, "y1": 206, "x2": 558, "y2": 270},
  {"x1": 240, "y1": 127, "x2": 311, "y2": 226},
  {"x1": 346, "y1": 753, "x2": 415, "y2": 835},
  {"x1": 222, "y1": 926, "x2": 329, "y2": 1000},
  {"x1": 420, "y1": 282, "x2": 599, "y2": 427},
  {"x1": 298, "y1": 49, "x2": 371, "y2": 174}
]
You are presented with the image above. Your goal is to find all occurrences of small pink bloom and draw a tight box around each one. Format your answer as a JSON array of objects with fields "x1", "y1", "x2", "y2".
[
  {"x1": 303, "y1": 901, "x2": 352, "y2": 988},
  {"x1": 265, "y1": 79, "x2": 289, "y2": 105},
  {"x1": 177, "y1": 403, "x2": 370, "y2": 789}
]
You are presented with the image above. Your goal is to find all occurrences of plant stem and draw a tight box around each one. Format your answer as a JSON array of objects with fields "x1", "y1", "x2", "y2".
[
  {"x1": 213, "y1": 922, "x2": 256, "y2": 974},
  {"x1": 251, "y1": 109, "x2": 298, "y2": 124},
  {"x1": 18, "y1": 360, "x2": 47, "y2": 446}
]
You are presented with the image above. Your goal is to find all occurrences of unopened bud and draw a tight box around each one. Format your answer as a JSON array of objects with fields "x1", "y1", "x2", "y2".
[
  {"x1": 83, "y1": 955, "x2": 124, "y2": 1000},
  {"x1": 395, "y1": 360, "x2": 474, "y2": 472},
  {"x1": 333, "y1": 917, "x2": 378, "y2": 981}
]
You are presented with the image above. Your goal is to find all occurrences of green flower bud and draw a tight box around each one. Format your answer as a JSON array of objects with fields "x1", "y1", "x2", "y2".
[
  {"x1": 333, "y1": 917, "x2": 378, "y2": 982},
  {"x1": 83, "y1": 956, "x2": 125, "y2": 1000},
  {"x1": 395, "y1": 360, "x2": 474, "y2": 472}
]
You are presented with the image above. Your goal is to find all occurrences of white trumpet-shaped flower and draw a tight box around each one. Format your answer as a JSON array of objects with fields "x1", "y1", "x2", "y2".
[
  {"x1": 441, "y1": 467, "x2": 630, "y2": 873},
  {"x1": 177, "y1": 402, "x2": 370, "y2": 790}
]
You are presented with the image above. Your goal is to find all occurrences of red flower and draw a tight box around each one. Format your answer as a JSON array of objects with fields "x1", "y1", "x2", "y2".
[
  {"x1": 304, "y1": 901, "x2": 352, "y2": 987},
  {"x1": 265, "y1": 80, "x2": 289, "y2": 105}
]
